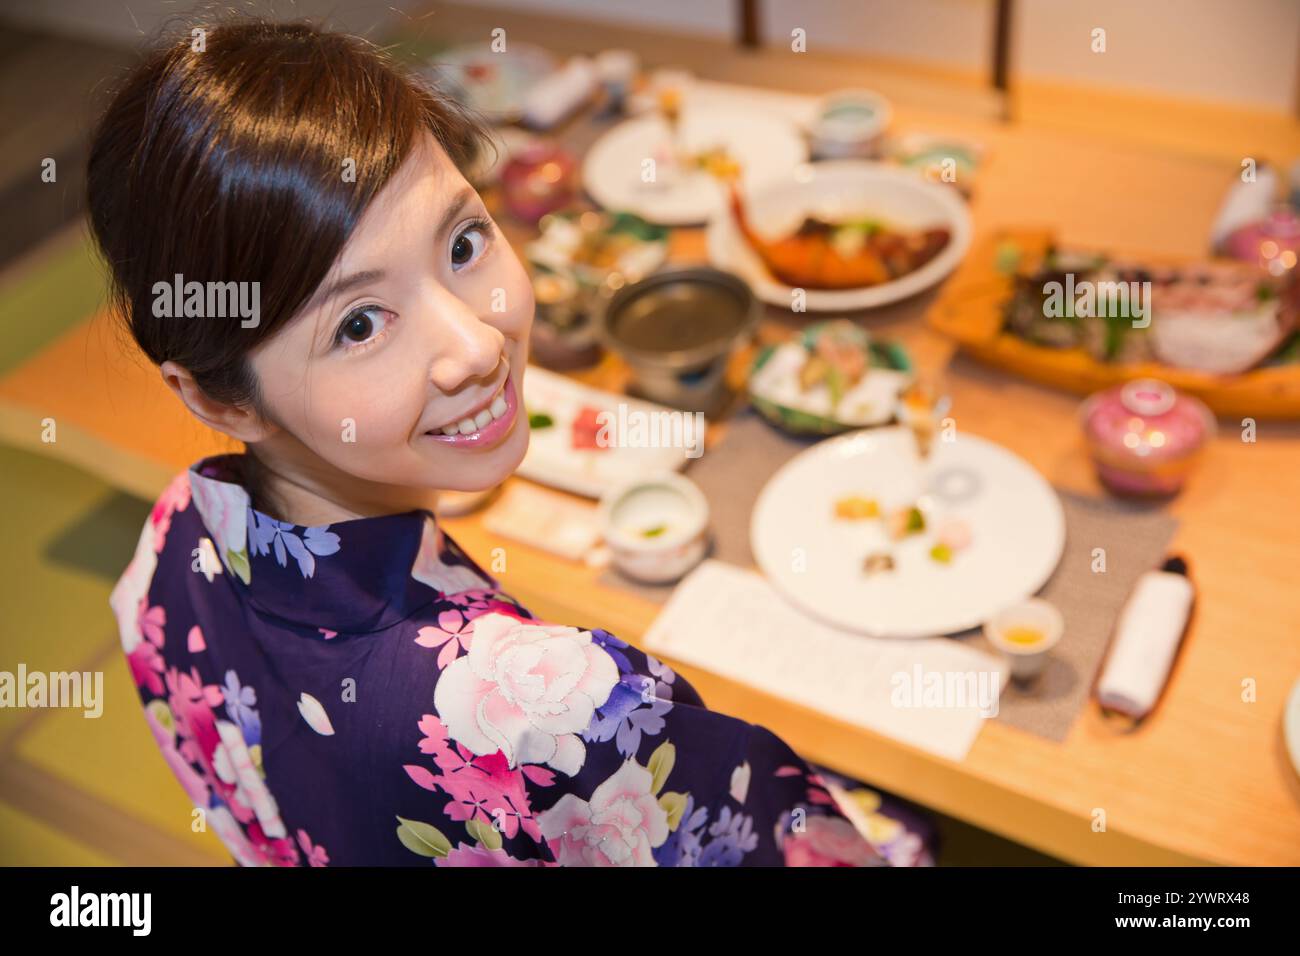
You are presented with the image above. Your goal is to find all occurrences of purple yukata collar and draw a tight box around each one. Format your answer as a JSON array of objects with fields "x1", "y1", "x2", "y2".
[{"x1": 186, "y1": 453, "x2": 498, "y2": 635}]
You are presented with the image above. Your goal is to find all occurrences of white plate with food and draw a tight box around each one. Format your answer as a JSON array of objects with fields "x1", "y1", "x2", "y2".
[
  {"x1": 750, "y1": 426, "x2": 1065, "y2": 637},
  {"x1": 581, "y1": 105, "x2": 807, "y2": 226},
  {"x1": 424, "y1": 42, "x2": 557, "y2": 123},
  {"x1": 518, "y1": 365, "x2": 702, "y2": 498},
  {"x1": 708, "y1": 160, "x2": 972, "y2": 312}
]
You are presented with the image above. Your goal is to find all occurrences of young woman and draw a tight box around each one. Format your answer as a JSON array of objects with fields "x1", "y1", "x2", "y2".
[{"x1": 93, "y1": 16, "x2": 935, "y2": 866}]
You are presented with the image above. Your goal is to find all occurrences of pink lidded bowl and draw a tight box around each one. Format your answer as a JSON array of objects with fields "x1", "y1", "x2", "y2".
[
  {"x1": 1079, "y1": 378, "x2": 1215, "y2": 496},
  {"x1": 500, "y1": 141, "x2": 577, "y2": 224}
]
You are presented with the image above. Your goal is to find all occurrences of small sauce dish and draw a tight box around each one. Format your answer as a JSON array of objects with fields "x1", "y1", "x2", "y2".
[
  {"x1": 598, "y1": 472, "x2": 710, "y2": 584},
  {"x1": 984, "y1": 597, "x2": 1064, "y2": 683}
]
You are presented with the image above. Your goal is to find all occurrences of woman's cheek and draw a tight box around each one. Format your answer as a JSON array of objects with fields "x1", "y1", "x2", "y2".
[{"x1": 314, "y1": 369, "x2": 422, "y2": 450}]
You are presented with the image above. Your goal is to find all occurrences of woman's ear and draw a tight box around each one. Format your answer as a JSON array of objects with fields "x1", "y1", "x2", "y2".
[{"x1": 159, "y1": 360, "x2": 278, "y2": 443}]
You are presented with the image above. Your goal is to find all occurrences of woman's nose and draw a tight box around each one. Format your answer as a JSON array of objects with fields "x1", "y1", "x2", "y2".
[{"x1": 424, "y1": 290, "x2": 506, "y2": 391}]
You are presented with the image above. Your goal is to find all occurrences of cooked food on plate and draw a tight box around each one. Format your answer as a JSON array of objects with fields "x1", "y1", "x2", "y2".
[
  {"x1": 748, "y1": 319, "x2": 913, "y2": 433},
  {"x1": 728, "y1": 181, "x2": 951, "y2": 290},
  {"x1": 1002, "y1": 243, "x2": 1300, "y2": 375}
]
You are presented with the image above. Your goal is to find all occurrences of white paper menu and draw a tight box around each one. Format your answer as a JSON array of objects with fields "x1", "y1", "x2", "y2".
[{"x1": 641, "y1": 560, "x2": 1006, "y2": 762}]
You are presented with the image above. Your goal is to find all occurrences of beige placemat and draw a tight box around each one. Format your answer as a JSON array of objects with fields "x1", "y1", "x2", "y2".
[{"x1": 597, "y1": 408, "x2": 1179, "y2": 742}]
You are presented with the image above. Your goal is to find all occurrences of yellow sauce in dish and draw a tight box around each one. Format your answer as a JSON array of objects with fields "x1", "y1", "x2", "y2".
[{"x1": 1002, "y1": 626, "x2": 1045, "y2": 646}]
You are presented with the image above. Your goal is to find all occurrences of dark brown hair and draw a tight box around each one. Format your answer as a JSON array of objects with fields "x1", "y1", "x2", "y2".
[{"x1": 86, "y1": 16, "x2": 492, "y2": 516}]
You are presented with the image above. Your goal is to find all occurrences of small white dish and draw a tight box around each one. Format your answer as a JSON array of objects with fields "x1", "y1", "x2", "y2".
[
  {"x1": 599, "y1": 472, "x2": 709, "y2": 584},
  {"x1": 808, "y1": 89, "x2": 892, "y2": 160},
  {"x1": 518, "y1": 365, "x2": 700, "y2": 498},
  {"x1": 984, "y1": 598, "x2": 1065, "y2": 682}
]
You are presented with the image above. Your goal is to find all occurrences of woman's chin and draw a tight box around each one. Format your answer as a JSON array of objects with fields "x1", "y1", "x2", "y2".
[{"x1": 423, "y1": 421, "x2": 529, "y2": 492}]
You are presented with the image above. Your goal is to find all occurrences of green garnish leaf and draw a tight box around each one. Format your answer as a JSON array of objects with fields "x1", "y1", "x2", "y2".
[
  {"x1": 529, "y1": 412, "x2": 554, "y2": 429},
  {"x1": 642, "y1": 524, "x2": 668, "y2": 538},
  {"x1": 826, "y1": 364, "x2": 845, "y2": 409},
  {"x1": 906, "y1": 507, "x2": 926, "y2": 533}
]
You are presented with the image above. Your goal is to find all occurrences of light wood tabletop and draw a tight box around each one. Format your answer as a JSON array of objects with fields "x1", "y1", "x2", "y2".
[{"x1": 1, "y1": 6, "x2": 1298, "y2": 866}]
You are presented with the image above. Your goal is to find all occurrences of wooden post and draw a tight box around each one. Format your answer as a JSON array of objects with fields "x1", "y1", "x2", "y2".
[{"x1": 738, "y1": 0, "x2": 760, "y2": 49}]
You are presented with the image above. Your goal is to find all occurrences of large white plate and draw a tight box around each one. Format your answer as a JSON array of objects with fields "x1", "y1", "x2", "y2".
[
  {"x1": 517, "y1": 365, "x2": 701, "y2": 498},
  {"x1": 707, "y1": 160, "x2": 972, "y2": 312},
  {"x1": 750, "y1": 426, "x2": 1065, "y2": 637},
  {"x1": 581, "y1": 106, "x2": 807, "y2": 226},
  {"x1": 1285, "y1": 676, "x2": 1300, "y2": 779}
]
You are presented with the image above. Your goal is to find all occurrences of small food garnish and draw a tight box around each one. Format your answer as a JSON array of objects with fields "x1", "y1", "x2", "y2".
[
  {"x1": 1003, "y1": 626, "x2": 1044, "y2": 646},
  {"x1": 886, "y1": 505, "x2": 927, "y2": 540},
  {"x1": 834, "y1": 495, "x2": 880, "y2": 520},
  {"x1": 935, "y1": 517, "x2": 972, "y2": 553},
  {"x1": 528, "y1": 411, "x2": 554, "y2": 429},
  {"x1": 796, "y1": 321, "x2": 871, "y2": 411},
  {"x1": 929, "y1": 542, "x2": 953, "y2": 563},
  {"x1": 641, "y1": 524, "x2": 668, "y2": 538},
  {"x1": 863, "y1": 552, "x2": 895, "y2": 575},
  {"x1": 571, "y1": 405, "x2": 609, "y2": 451}
]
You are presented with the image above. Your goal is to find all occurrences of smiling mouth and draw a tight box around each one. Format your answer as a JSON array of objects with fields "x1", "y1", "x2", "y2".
[
  {"x1": 424, "y1": 371, "x2": 519, "y2": 448},
  {"x1": 430, "y1": 376, "x2": 510, "y2": 436}
]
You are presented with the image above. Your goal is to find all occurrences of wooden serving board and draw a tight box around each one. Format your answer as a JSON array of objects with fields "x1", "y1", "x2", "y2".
[{"x1": 926, "y1": 229, "x2": 1300, "y2": 419}]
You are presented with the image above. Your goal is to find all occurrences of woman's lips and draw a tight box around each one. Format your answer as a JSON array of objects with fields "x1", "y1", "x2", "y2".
[{"x1": 424, "y1": 372, "x2": 518, "y2": 450}]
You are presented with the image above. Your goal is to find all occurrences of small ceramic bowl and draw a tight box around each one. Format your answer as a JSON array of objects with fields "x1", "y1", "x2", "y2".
[
  {"x1": 1079, "y1": 378, "x2": 1215, "y2": 497},
  {"x1": 984, "y1": 598, "x2": 1065, "y2": 683},
  {"x1": 808, "y1": 89, "x2": 892, "y2": 160},
  {"x1": 599, "y1": 472, "x2": 710, "y2": 584},
  {"x1": 599, "y1": 266, "x2": 758, "y2": 413}
]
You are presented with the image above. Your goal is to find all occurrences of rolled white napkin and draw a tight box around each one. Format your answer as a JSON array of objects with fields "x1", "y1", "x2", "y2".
[
  {"x1": 522, "y1": 56, "x2": 597, "y2": 130},
  {"x1": 1096, "y1": 562, "x2": 1194, "y2": 719}
]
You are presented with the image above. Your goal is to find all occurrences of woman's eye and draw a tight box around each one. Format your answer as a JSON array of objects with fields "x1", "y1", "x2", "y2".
[
  {"x1": 335, "y1": 306, "x2": 393, "y2": 351},
  {"x1": 450, "y1": 220, "x2": 491, "y2": 271}
]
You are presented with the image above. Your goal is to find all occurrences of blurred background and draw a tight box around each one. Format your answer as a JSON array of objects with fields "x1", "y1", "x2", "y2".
[{"x1": 1, "y1": 0, "x2": 1297, "y2": 867}]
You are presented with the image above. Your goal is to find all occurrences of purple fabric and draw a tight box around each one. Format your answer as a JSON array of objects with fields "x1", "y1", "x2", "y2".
[{"x1": 109, "y1": 452, "x2": 929, "y2": 866}]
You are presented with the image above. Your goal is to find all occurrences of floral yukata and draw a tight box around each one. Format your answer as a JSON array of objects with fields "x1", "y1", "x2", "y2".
[{"x1": 109, "y1": 453, "x2": 935, "y2": 867}]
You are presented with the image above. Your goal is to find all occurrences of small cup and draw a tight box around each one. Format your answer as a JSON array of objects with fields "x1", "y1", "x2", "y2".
[
  {"x1": 984, "y1": 598, "x2": 1064, "y2": 683},
  {"x1": 599, "y1": 472, "x2": 709, "y2": 584},
  {"x1": 809, "y1": 89, "x2": 892, "y2": 160}
]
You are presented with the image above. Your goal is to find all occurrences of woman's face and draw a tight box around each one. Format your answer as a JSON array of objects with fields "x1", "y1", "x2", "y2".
[{"x1": 247, "y1": 130, "x2": 533, "y2": 505}]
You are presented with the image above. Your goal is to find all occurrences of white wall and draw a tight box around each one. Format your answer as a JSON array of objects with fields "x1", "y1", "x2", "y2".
[
  {"x1": 12, "y1": 0, "x2": 1295, "y2": 112},
  {"x1": 1014, "y1": 0, "x2": 1299, "y2": 112},
  {"x1": 481, "y1": 0, "x2": 1299, "y2": 113},
  {"x1": 761, "y1": 0, "x2": 990, "y2": 74}
]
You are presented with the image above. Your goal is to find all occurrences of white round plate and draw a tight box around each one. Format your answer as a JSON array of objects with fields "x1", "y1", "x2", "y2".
[
  {"x1": 707, "y1": 160, "x2": 972, "y2": 312},
  {"x1": 581, "y1": 106, "x2": 807, "y2": 226},
  {"x1": 426, "y1": 42, "x2": 557, "y2": 123},
  {"x1": 1285, "y1": 676, "x2": 1300, "y2": 779},
  {"x1": 750, "y1": 426, "x2": 1065, "y2": 638}
]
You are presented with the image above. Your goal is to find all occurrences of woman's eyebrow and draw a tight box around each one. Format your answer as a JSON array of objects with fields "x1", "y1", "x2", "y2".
[
  {"x1": 307, "y1": 186, "x2": 479, "y2": 346},
  {"x1": 435, "y1": 186, "x2": 476, "y2": 242}
]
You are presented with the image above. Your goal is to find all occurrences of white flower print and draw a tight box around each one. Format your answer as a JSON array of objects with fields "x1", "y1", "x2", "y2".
[
  {"x1": 434, "y1": 611, "x2": 619, "y2": 775},
  {"x1": 730, "y1": 761, "x2": 751, "y2": 805},
  {"x1": 537, "y1": 759, "x2": 670, "y2": 866},
  {"x1": 189, "y1": 469, "x2": 251, "y2": 583},
  {"x1": 109, "y1": 518, "x2": 157, "y2": 656},
  {"x1": 296, "y1": 692, "x2": 335, "y2": 736},
  {"x1": 212, "y1": 719, "x2": 288, "y2": 839}
]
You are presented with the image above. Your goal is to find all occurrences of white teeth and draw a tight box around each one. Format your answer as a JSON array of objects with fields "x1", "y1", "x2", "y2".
[{"x1": 433, "y1": 380, "x2": 510, "y2": 436}]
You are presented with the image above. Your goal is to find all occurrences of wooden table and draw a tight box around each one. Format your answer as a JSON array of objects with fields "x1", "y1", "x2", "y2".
[
  {"x1": 438, "y1": 86, "x2": 1300, "y2": 867},
  {"x1": 3, "y1": 14, "x2": 1298, "y2": 867}
]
